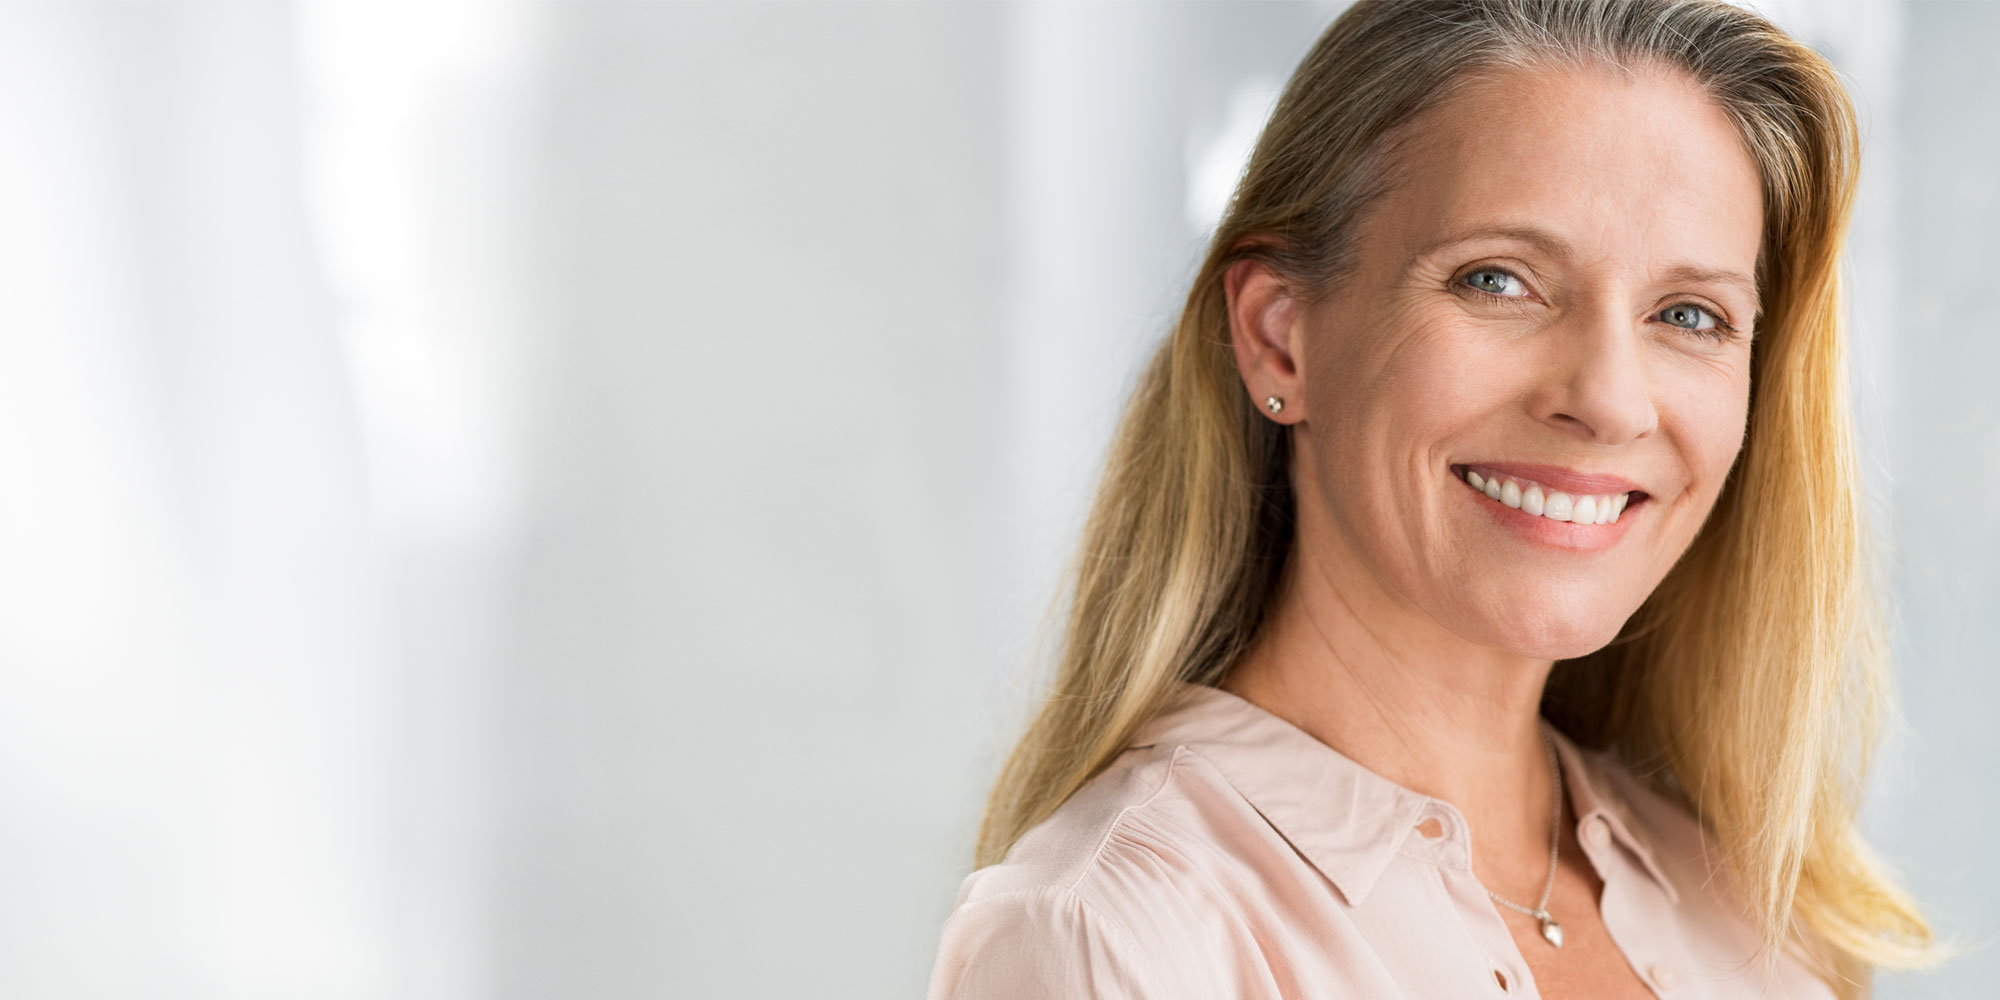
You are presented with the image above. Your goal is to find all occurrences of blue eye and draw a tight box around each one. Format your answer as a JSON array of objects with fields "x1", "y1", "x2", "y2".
[
  {"x1": 1657, "y1": 302, "x2": 1722, "y2": 333},
  {"x1": 1462, "y1": 268, "x2": 1528, "y2": 297}
]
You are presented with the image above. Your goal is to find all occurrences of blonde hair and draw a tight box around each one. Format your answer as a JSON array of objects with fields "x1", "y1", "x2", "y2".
[{"x1": 973, "y1": 1, "x2": 1940, "y2": 995}]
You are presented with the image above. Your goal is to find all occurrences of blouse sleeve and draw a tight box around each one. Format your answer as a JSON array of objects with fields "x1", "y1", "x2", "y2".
[{"x1": 926, "y1": 884, "x2": 1172, "y2": 999}]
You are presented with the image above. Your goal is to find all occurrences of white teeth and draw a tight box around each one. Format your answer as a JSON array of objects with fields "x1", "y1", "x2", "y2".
[
  {"x1": 1462, "y1": 468, "x2": 1632, "y2": 526},
  {"x1": 1573, "y1": 495, "x2": 1597, "y2": 525},
  {"x1": 1544, "y1": 491, "x2": 1573, "y2": 521}
]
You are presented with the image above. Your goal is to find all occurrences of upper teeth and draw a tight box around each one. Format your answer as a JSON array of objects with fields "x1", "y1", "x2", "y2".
[{"x1": 1464, "y1": 468, "x2": 1629, "y2": 524}]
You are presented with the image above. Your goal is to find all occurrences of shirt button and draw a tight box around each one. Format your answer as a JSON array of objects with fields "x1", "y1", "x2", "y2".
[
  {"x1": 1583, "y1": 816, "x2": 1612, "y2": 848},
  {"x1": 1648, "y1": 963, "x2": 1678, "y2": 990}
]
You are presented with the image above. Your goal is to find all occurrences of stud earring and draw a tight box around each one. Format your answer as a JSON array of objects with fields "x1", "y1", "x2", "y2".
[{"x1": 1265, "y1": 395, "x2": 1285, "y2": 415}]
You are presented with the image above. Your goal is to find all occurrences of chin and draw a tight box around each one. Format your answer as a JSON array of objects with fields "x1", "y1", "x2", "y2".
[{"x1": 1470, "y1": 599, "x2": 1632, "y2": 661}]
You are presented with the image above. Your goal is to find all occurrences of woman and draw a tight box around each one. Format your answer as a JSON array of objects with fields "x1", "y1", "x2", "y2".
[{"x1": 927, "y1": 1, "x2": 1941, "y2": 998}]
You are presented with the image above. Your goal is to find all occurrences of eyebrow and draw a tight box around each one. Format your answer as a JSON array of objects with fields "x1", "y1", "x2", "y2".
[{"x1": 1410, "y1": 224, "x2": 1761, "y2": 301}]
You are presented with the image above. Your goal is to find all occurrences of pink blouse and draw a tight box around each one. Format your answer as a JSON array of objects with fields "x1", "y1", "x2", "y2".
[{"x1": 927, "y1": 682, "x2": 1834, "y2": 999}]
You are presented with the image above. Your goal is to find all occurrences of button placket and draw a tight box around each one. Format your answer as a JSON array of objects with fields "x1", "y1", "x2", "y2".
[{"x1": 1428, "y1": 807, "x2": 1536, "y2": 999}]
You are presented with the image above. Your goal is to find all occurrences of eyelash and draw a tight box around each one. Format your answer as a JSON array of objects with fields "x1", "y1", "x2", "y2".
[{"x1": 1455, "y1": 266, "x2": 1739, "y2": 342}]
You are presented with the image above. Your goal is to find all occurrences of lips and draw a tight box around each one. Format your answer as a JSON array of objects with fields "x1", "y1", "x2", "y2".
[
  {"x1": 1453, "y1": 462, "x2": 1646, "y2": 497},
  {"x1": 1450, "y1": 463, "x2": 1651, "y2": 525}
]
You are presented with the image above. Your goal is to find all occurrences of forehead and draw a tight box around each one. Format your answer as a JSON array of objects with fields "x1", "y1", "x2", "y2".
[{"x1": 1368, "y1": 59, "x2": 1764, "y2": 282}]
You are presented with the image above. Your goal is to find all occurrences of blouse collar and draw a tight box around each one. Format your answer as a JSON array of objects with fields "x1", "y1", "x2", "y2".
[{"x1": 1126, "y1": 681, "x2": 1680, "y2": 907}]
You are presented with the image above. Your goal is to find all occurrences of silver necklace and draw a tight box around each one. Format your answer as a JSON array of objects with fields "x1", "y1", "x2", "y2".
[{"x1": 1483, "y1": 732, "x2": 1565, "y2": 948}]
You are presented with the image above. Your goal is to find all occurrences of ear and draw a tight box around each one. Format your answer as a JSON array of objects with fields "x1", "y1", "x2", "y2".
[{"x1": 1223, "y1": 256, "x2": 1307, "y2": 423}]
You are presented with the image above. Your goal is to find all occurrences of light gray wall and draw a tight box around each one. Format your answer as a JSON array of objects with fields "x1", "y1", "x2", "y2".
[
  {"x1": 498, "y1": 6, "x2": 1013, "y2": 999},
  {"x1": 1868, "y1": 3, "x2": 2000, "y2": 996}
]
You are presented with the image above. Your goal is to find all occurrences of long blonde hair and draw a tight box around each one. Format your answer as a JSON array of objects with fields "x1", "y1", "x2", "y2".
[{"x1": 973, "y1": 0, "x2": 1939, "y2": 995}]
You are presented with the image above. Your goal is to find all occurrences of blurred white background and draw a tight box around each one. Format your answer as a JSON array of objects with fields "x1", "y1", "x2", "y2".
[{"x1": 2, "y1": 1, "x2": 1992, "y2": 998}]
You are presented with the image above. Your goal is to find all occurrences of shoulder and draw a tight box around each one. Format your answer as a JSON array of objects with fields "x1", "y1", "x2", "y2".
[
  {"x1": 948, "y1": 738, "x2": 1274, "y2": 913},
  {"x1": 925, "y1": 883, "x2": 1165, "y2": 999},
  {"x1": 928, "y1": 743, "x2": 1252, "y2": 999},
  {"x1": 952, "y1": 744, "x2": 1216, "y2": 908}
]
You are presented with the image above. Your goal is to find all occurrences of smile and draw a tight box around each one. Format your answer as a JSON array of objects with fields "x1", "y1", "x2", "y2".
[{"x1": 1453, "y1": 464, "x2": 1646, "y2": 525}]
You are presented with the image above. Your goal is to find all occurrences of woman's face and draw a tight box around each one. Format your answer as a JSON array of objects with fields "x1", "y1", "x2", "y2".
[{"x1": 1273, "y1": 60, "x2": 1764, "y2": 659}]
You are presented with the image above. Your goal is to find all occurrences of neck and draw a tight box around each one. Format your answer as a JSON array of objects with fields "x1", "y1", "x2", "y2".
[{"x1": 1218, "y1": 497, "x2": 1563, "y2": 894}]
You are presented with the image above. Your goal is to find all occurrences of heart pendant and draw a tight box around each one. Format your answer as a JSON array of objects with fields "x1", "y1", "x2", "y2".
[{"x1": 1540, "y1": 916, "x2": 1564, "y2": 948}]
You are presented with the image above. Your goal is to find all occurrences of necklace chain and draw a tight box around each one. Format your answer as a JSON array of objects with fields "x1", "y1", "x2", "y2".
[{"x1": 1483, "y1": 732, "x2": 1562, "y2": 933}]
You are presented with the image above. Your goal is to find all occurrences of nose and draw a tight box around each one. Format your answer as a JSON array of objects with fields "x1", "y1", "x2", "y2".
[{"x1": 1529, "y1": 305, "x2": 1659, "y2": 445}]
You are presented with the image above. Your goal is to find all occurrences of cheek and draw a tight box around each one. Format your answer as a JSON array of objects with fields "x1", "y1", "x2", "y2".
[
  {"x1": 1309, "y1": 311, "x2": 1497, "y2": 435},
  {"x1": 1662, "y1": 361, "x2": 1753, "y2": 494}
]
